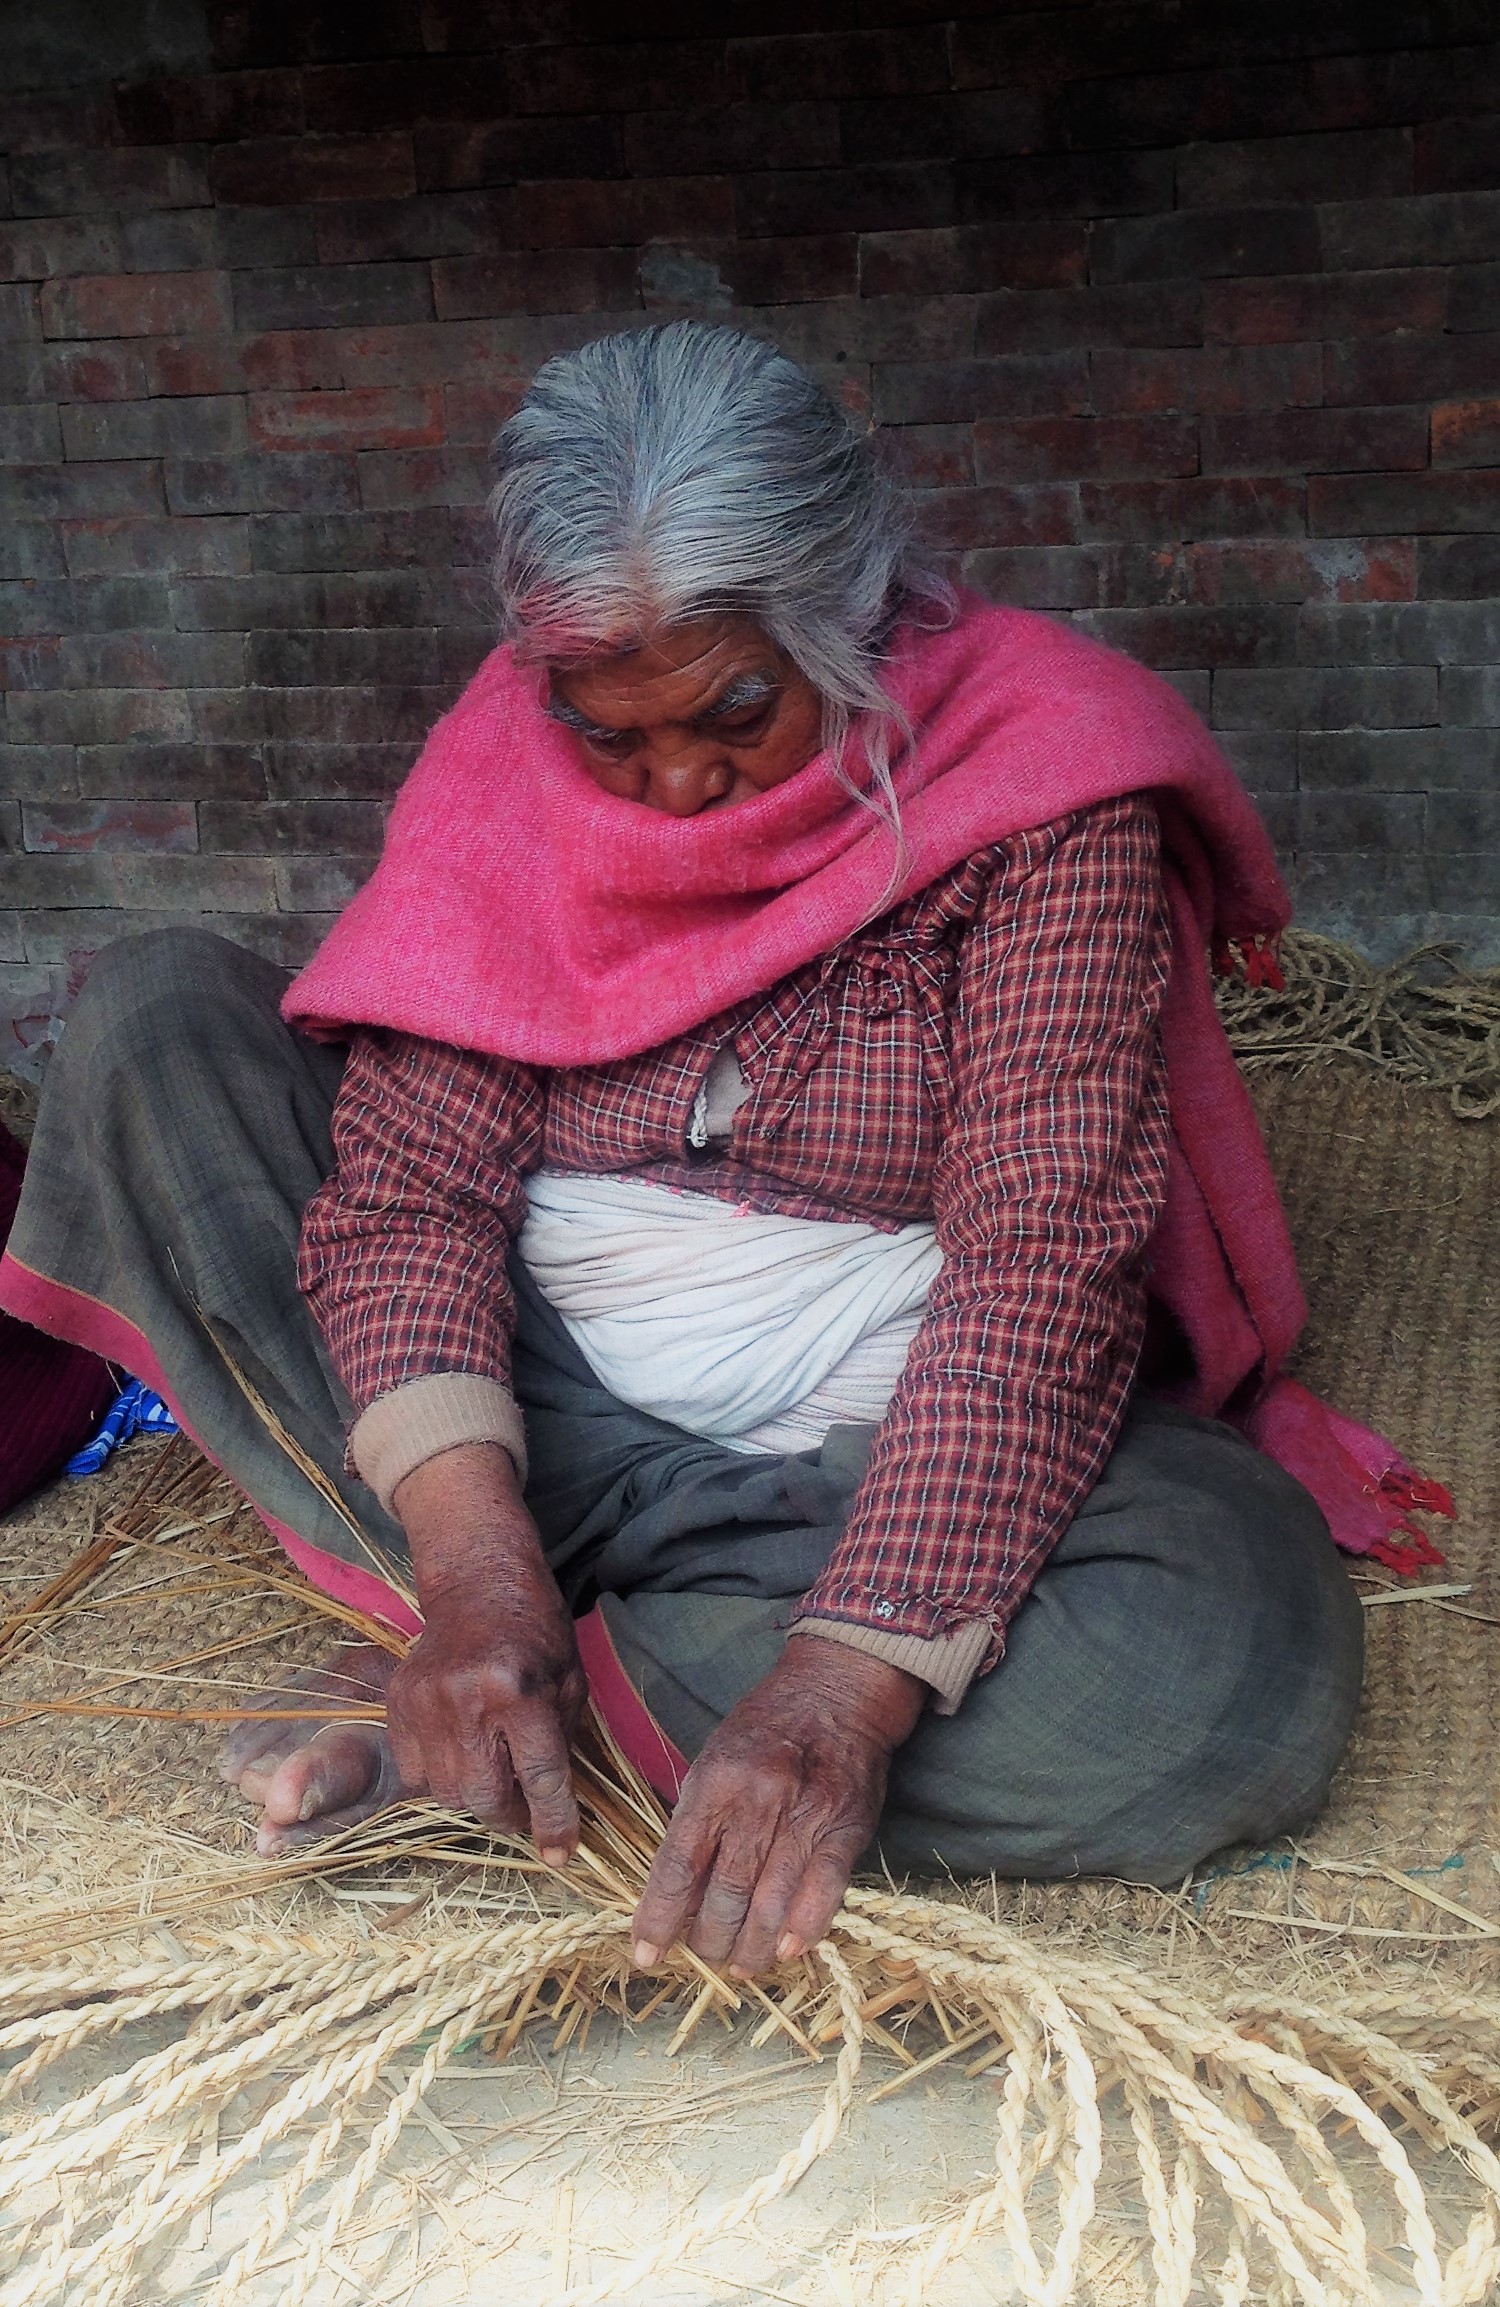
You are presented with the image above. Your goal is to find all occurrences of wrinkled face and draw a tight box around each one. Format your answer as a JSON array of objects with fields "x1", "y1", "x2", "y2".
[{"x1": 545, "y1": 614, "x2": 824, "y2": 816}]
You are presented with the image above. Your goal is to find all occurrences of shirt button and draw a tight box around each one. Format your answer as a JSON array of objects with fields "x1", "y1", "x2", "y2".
[{"x1": 873, "y1": 1601, "x2": 897, "y2": 1621}]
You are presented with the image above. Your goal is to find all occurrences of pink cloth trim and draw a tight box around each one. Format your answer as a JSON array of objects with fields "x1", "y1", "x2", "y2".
[
  {"x1": 574, "y1": 1606, "x2": 689, "y2": 1806},
  {"x1": 0, "y1": 1251, "x2": 422, "y2": 1636}
]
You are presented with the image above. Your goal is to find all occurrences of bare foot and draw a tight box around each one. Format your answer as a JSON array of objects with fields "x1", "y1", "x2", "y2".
[{"x1": 219, "y1": 1643, "x2": 411, "y2": 1856}]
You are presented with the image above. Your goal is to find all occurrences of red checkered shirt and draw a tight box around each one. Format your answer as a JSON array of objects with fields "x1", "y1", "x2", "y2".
[{"x1": 299, "y1": 795, "x2": 1172, "y2": 1696}]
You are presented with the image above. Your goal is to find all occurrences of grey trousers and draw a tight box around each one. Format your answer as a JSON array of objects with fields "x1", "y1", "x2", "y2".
[{"x1": 9, "y1": 929, "x2": 1365, "y2": 1886}]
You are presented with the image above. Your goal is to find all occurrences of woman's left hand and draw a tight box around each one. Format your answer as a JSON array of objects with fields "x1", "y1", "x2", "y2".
[{"x1": 630, "y1": 1641, "x2": 925, "y2": 1978}]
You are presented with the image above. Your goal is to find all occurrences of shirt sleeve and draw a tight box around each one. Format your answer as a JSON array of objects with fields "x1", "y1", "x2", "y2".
[
  {"x1": 790, "y1": 795, "x2": 1173, "y2": 1708},
  {"x1": 296, "y1": 1028, "x2": 546, "y2": 1508}
]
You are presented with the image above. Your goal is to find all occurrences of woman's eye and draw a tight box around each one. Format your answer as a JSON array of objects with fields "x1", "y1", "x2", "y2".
[
  {"x1": 712, "y1": 704, "x2": 774, "y2": 740},
  {"x1": 586, "y1": 729, "x2": 636, "y2": 757}
]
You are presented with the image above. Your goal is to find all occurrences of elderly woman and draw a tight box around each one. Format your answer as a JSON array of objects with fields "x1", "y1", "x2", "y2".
[{"x1": 2, "y1": 322, "x2": 1379, "y2": 1978}]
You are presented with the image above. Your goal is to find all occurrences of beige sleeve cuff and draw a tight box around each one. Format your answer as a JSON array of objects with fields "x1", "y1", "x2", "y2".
[
  {"x1": 349, "y1": 1373, "x2": 528, "y2": 1515},
  {"x1": 788, "y1": 1617, "x2": 991, "y2": 1716}
]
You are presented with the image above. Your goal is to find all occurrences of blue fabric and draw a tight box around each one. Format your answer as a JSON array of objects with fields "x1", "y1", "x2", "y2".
[{"x1": 64, "y1": 1377, "x2": 178, "y2": 1478}]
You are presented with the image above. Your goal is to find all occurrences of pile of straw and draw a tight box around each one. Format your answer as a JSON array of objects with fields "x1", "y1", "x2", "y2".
[
  {"x1": 0, "y1": 1451, "x2": 1497, "y2": 2306},
  {"x1": 1217, "y1": 932, "x2": 1500, "y2": 1120}
]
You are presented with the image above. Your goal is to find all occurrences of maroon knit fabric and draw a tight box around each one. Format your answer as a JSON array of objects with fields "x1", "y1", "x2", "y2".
[{"x1": 0, "y1": 1122, "x2": 116, "y2": 1513}]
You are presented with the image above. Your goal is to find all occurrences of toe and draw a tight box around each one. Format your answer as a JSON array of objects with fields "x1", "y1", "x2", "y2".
[{"x1": 259, "y1": 1725, "x2": 397, "y2": 1832}]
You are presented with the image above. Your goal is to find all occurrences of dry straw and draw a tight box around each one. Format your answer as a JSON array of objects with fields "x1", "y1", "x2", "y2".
[
  {"x1": 1216, "y1": 930, "x2": 1500, "y2": 1120},
  {"x1": 2, "y1": 1453, "x2": 1500, "y2": 2306}
]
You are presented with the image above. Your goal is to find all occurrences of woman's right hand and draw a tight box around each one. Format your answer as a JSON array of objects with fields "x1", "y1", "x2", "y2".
[{"x1": 390, "y1": 1442, "x2": 587, "y2": 1864}]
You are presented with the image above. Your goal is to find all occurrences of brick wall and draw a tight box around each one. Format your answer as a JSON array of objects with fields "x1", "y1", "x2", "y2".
[{"x1": 2, "y1": 0, "x2": 1499, "y2": 1064}]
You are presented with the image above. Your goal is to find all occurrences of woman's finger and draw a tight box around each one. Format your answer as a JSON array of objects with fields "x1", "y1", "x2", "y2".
[
  {"x1": 684, "y1": 1807, "x2": 782, "y2": 1965},
  {"x1": 722, "y1": 1830, "x2": 812, "y2": 1977},
  {"x1": 505, "y1": 1701, "x2": 581, "y2": 1864},
  {"x1": 632, "y1": 1793, "x2": 724, "y2": 1964},
  {"x1": 774, "y1": 1842, "x2": 864, "y2": 1964}
]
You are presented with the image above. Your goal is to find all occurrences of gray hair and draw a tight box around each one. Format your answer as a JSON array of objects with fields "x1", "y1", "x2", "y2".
[{"x1": 487, "y1": 321, "x2": 953, "y2": 864}]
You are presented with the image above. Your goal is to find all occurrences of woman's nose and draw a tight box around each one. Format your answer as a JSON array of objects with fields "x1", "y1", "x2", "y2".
[{"x1": 641, "y1": 740, "x2": 732, "y2": 816}]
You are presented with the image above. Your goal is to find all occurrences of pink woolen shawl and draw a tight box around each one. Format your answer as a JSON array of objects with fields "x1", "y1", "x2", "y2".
[{"x1": 285, "y1": 597, "x2": 1451, "y2": 1567}]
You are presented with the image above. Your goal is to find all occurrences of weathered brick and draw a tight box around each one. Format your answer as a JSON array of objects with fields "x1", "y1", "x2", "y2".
[
  {"x1": 244, "y1": 627, "x2": 474, "y2": 685},
  {"x1": 1080, "y1": 477, "x2": 1305, "y2": 542},
  {"x1": 840, "y1": 87, "x2": 1052, "y2": 166},
  {"x1": 58, "y1": 519, "x2": 251, "y2": 579},
  {"x1": 0, "y1": 854, "x2": 277, "y2": 912},
  {"x1": 40, "y1": 271, "x2": 233, "y2": 342},
  {"x1": 1318, "y1": 189, "x2": 1500, "y2": 269},
  {"x1": 1324, "y1": 330, "x2": 1500, "y2": 405},
  {"x1": 0, "y1": 745, "x2": 77, "y2": 801},
  {"x1": 873, "y1": 353, "x2": 1089, "y2": 425},
  {"x1": 113, "y1": 68, "x2": 305, "y2": 145},
  {"x1": 1426, "y1": 791, "x2": 1500, "y2": 849},
  {"x1": 211, "y1": 134, "x2": 417, "y2": 206},
  {"x1": 1187, "y1": 539, "x2": 1416, "y2": 603},
  {"x1": 170, "y1": 570, "x2": 479, "y2": 630},
  {"x1": 8, "y1": 148, "x2": 209, "y2": 217},
  {"x1": 974, "y1": 416, "x2": 1199, "y2": 483},
  {"x1": 624, "y1": 102, "x2": 837, "y2": 177},
  {"x1": 233, "y1": 263, "x2": 434, "y2": 331},
  {"x1": 274, "y1": 857, "x2": 378, "y2": 911},
  {"x1": 1298, "y1": 600, "x2": 1500, "y2": 664},
  {"x1": 355, "y1": 446, "x2": 495, "y2": 506},
  {"x1": 1204, "y1": 269, "x2": 1445, "y2": 344},
  {"x1": 917, "y1": 484, "x2": 1081, "y2": 550},
  {"x1": 144, "y1": 330, "x2": 345, "y2": 397},
  {"x1": 1071, "y1": 605, "x2": 1299, "y2": 667},
  {"x1": 1414, "y1": 115, "x2": 1500, "y2": 195},
  {"x1": 248, "y1": 508, "x2": 484, "y2": 572},
  {"x1": 248, "y1": 387, "x2": 444, "y2": 453},
  {"x1": 1093, "y1": 207, "x2": 1324, "y2": 287},
  {"x1": 1092, "y1": 344, "x2": 1322, "y2": 414},
  {"x1": 1311, "y1": 470, "x2": 1500, "y2": 534},
  {"x1": 1212, "y1": 666, "x2": 1438, "y2": 728},
  {"x1": 728, "y1": 27, "x2": 948, "y2": 104},
  {"x1": 7, "y1": 688, "x2": 261, "y2": 748},
  {"x1": 976, "y1": 281, "x2": 1200, "y2": 355},
  {"x1": 300, "y1": 57, "x2": 514, "y2": 133},
  {"x1": 214, "y1": 205, "x2": 325, "y2": 270},
  {"x1": 23, "y1": 802, "x2": 198, "y2": 854},
  {"x1": 0, "y1": 287, "x2": 41, "y2": 346},
  {"x1": 1441, "y1": 666, "x2": 1500, "y2": 724},
  {"x1": 508, "y1": 40, "x2": 725, "y2": 115},
  {"x1": 1298, "y1": 790, "x2": 1427, "y2": 850},
  {"x1": 74, "y1": 745, "x2": 267, "y2": 802},
  {"x1": 433, "y1": 247, "x2": 639, "y2": 319},
  {"x1": 1178, "y1": 128, "x2": 1413, "y2": 208},
  {"x1": 0, "y1": 216, "x2": 122, "y2": 282},
  {"x1": 0, "y1": 404, "x2": 62, "y2": 462},
  {"x1": 1203, "y1": 408, "x2": 1428, "y2": 474},
  {"x1": 0, "y1": 579, "x2": 176, "y2": 638},
  {"x1": 1449, "y1": 264, "x2": 1500, "y2": 332},
  {"x1": 312, "y1": 191, "x2": 515, "y2": 264},
  {"x1": 166, "y1": 453, "x2": 360, "y2": 515},
  {"x1": 0, "y1": 464, "x2": 165, "y2": 520},
  {"x1": 1215, "y1": 730, "x2": 1299, "y2": 791},
  {"x1": 859, "y1": 223, "x2": 1086, "y2": 300},
  {"x1": 117, "y1": 210, "x2": 223, "y2": 276},
  {"x1": 60, "y1": 397, "x2": 248, "y2": 462},
  {"x1": 1419, "y1": 535, "x2": 1500, "y2": 596},
  {"x1": 738, "y1": 164, "x2": 952, "y2": 240},
  {"x1": 260, "y1": 739, "x2": 428, "y2": 799},
  {"x1": 24, "y1": 633, "x2": 246, "y2": 691},
  {"x1": 1298, "y1": 730, "x2": 1443, "y2": 787},
  {"x1": 43, "y1": 344, "x2": 151, "y2": 402},
  {"x1": 880, "y1": 425, "x2": 975, "y2": 490},
  {"x1": 718, "y1": 236, "x2": 861, "y2": 307},
  {"x1": 199, "y1": 798, "x2": 387, "y2": 852},
  {"x1": 413, "y1": 115, "x2": 624, "y2": 191},
  {"x1": 958, "y1": 151, "x2": 1176, "y2": 222},
  {"x1": 0, "y1": 523, "x2": 66, "y2": 580}
]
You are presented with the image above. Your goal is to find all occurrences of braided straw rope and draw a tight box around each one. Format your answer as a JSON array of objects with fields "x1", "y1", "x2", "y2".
[
  {"x1": 0, "y1": 1852, "x2": 1497, "y2": 2305},
  {"x1": 1217, "y1": 930, "x2": 1500, "y2": 1119}
]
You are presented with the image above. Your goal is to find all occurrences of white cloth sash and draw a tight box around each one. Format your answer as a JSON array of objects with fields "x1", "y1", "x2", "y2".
[{"x1": 517, "y1": 1169, "x2": 941, "y2": 1453}]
